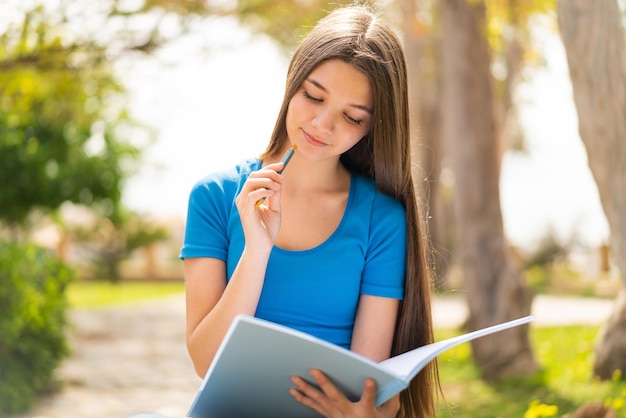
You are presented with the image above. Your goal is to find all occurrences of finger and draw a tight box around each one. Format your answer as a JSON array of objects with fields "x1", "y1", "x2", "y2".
[
  {"x1": 251, "y1": 189, "x2": 276, "y2": 209},
  {"x1": 359, "y1": 377, "x2": 377, "y2": 409},
  {"x1": 290, "y1": 377, "x2": 330, "y2": 417},
  {"x1": 245, "y1": 176, "x2": 281, "y2": 193},
  {"x1": 244, "y1": 165, "x2": 285, "y2": 208},
  {"x1": 245, "y1": 167, "x2": 284, "y2": 197},
  {"x1": 264, "y1": 161, "x2": 286, "y2": 173},
  {"x1": 309, "y1": 369, "x2": 355, "y2": 416},
  {"x1": 249, "y1": 164, "x2": 285, "y2": 181},
  {"x1": 289, "y1": 388, "x2": 328, "y2": 417},
  {"x1": 240, "y1": 178, "x2": 280, "y2": 209},
  {"x1": 310, "y1": 369, "x2": 346, "y2": 402}
]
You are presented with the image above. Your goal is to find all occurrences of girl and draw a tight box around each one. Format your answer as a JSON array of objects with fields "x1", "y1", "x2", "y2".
[{"x1": 181, "y1": 4, "x2": 439, "y2": 417}]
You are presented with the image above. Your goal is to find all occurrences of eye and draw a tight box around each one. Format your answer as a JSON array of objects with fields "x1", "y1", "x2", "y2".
[
  {"x1": 345, "y1": 114, "x2": 363, "y2": 126},
  {"x1": 302, "y1": 89, "x2": 322, "y2": 103}
]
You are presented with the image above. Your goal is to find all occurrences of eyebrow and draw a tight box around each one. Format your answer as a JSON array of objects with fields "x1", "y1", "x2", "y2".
[{"x1": 305, "y1": 78, "x2": 373, "y2": 115}]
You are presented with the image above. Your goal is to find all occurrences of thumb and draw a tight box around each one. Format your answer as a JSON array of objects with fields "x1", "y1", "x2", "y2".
[{"x1": 360, "y1": 378, "x2": 378, "y2": 408}]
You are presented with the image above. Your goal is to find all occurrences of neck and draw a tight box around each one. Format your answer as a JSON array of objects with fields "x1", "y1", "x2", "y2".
[{"x1": 284, "y1": 156, "x2": 350, "y2": 193}]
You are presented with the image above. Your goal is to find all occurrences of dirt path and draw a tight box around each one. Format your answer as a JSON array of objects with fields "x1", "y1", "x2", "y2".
[{"x1": 14, "y1": 296, "x2": 200, "y2": 418}]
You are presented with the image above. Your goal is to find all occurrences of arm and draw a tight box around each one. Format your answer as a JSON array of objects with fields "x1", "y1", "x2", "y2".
[
  {"x1": 350, "y1": 190, "x2": 405, "y2": 362},
  {"x1": 184, "y1": 247, "x2": 269, "y2": 377},
  {"x1": 350, "y1": 294, "x2": 399, "y2": 361},
  {"x1": 184, "y1": 162, "x2": 286, "y2": 377}
]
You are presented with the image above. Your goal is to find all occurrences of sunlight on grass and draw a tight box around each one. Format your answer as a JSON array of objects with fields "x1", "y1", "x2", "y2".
[
  {"x1": 435, "y1": 326, "x2": 626, "y2": 417},
  {"x1": 66, "y1": 280, "x2": 185, "y2": 308}
]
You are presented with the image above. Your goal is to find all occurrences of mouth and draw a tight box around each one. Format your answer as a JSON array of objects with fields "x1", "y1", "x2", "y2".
[{"x1": 303, "y1": 130, "x2": 328, "y2": 147}]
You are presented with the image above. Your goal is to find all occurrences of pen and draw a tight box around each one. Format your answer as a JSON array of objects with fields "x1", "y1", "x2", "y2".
[{"x1": 255, "y1": 144, "x2": 297, "y2": 208}]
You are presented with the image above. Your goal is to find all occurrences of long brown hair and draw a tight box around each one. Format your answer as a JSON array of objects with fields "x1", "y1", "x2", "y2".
[{"x1": 261, "y1": 4, "x2": 439, "y2": 417}]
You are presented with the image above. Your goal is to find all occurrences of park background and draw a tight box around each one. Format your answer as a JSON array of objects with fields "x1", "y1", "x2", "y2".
[
  {"x1": 123, "y1": 11, "x2": 609, "y2": 253},
  {"x1": 1, "y1": 0, "x2": 625, "y2": 417},
  {"x1": 22, "y1": 2, "x2": 614, "y2": 278}
]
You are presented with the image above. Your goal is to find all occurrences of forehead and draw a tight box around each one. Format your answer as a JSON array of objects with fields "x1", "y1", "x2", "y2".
[{"x1": 306, "y1": 59, "x2": 374, "y2": 110}]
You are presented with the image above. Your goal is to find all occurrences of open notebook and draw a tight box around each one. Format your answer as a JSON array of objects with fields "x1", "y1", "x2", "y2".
[{"x1": 186, "y1": 314, "x2": 533, "y2": 418}]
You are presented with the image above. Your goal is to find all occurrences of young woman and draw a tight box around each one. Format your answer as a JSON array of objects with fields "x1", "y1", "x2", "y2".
[{"x1": 181, "y1": 4, "x2": 439, "y2": 417}]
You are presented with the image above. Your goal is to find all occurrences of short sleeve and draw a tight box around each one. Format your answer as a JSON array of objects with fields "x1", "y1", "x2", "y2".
[
  {"x1": 360, "y1": 192, "x2": 406, "y2": 299},
  {"x1": 180, "y1": 159, "x2": 259, "y2": 261},
  {"x1": 179, "y1": 178, "x2": 232, "y2": 261}
]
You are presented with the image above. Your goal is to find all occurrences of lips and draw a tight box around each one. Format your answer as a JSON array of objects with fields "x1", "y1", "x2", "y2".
[{"x1": 303, "y1": 130, "x2": 328, "y2": 147}]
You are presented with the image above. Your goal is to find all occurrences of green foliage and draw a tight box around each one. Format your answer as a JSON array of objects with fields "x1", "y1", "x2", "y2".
[
  {"x1": 523, "y1": 228, "x2": 570, "y2": 269},
  {"x1": 0, "y1": 240, "x2": 74, "y2": 416},
  {"x1": 0, "y1": 4, "x2": 143, "y2": 226},
  {"x1": 0, "y1": 0, "x2": 338, "y2": 228},
  {"x1": 230, "y1": 0, "x2": 356, "y2": 50},
  {"x1": 436, "y1": 325, "x2": 626, "y2": 417},
  {"x1": 522, "y1": 261, "x2": 602, "y2": 297},
  {"x1": 524, "y1": 265, "x2": 552, "y2": 293},
  {"x1": 484, "y1": 0, "x2": 557, "y2": 50}
]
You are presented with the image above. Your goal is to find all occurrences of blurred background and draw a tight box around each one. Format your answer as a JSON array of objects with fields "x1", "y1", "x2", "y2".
[{"x1": 1, "y1": 0, "x2": 625, "y2": 417}]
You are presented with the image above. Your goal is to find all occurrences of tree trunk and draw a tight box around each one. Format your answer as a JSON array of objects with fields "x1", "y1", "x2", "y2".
[
  {"x1": 557, "y1": 0, "x2": 626, "y2": 380},
  {"x1": 401, "y1": 0, "x2": 453, "y2": 286},
  {"x1": 440, "y1": 0, "x2": 537, "y2": 380}
]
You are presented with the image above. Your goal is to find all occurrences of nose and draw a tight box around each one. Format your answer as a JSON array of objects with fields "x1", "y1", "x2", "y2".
[{"x1": 311, "y1": 108, "x2": 334, "y2": 134}]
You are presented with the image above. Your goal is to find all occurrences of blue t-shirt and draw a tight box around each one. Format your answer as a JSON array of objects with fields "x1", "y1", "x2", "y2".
[{"x1": 180, "y1": 158, "x2": 406, "y2": 349}]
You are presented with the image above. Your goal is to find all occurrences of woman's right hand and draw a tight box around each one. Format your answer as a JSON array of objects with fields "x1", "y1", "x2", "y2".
[
  {"x1": 235, "y1": 162, "x2": 286, "y2": 251},
  {"x1": 290, "y1": 370, "x2": 400, "y2": 418}
]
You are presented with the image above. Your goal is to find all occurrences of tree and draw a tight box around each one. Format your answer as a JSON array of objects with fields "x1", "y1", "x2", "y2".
[
  {"x1": 397, "y1": 0, "x2": 554, "y2": 380},
  {"x1": 557, "y1": 0, "x2": 626, "y2": 380},
  {"x1": 400, "y1": 0, "x2": 452, "y2": 284},
  {"x1": 229, "y1": 0, "x2": 354, "y2": 49},
  {"x1": 0, "y1": 1, "x2": 353, "y2": 230},
  {"x1": 397, "y1": 0, "x2": 554, "y2": 288},
  {"x1": 439, "y1": 0, "x2": 538, "y2": 380},
  {"x1": 0, "y1": 4, "x2": 147, "y2": 228}
]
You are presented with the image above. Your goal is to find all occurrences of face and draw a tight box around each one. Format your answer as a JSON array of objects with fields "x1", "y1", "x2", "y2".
[{"x1": 285, "y1": 59, "x2": 374, "y2": 161}]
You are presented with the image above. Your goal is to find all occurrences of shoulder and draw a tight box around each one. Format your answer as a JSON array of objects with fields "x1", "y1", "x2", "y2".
[
  {"x1": 190, "y1": 158, "x2": 261, "y2": 197},
  {"x1": 186, "y1": 158, "x2": 260, "y2": 216},
  {"x1": 352, "y1": 174, "x2": 405, "y2": 220},
  {"x1": 182, "y1": 160, "x2": 260, "y2": 260}
]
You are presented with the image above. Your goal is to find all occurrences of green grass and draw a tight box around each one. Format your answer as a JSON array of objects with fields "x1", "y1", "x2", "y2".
[
  {"x1": 66, "y1": 280, "x2": 185, "y2": 308},
  {"x1": 436, "y1": 325, "x2": 626, "y2": 417}
]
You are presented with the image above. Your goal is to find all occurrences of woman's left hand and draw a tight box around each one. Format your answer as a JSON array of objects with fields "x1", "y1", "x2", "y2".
[{"x1": 289, "y1": 369, "x2": 400, "y2": 418}]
